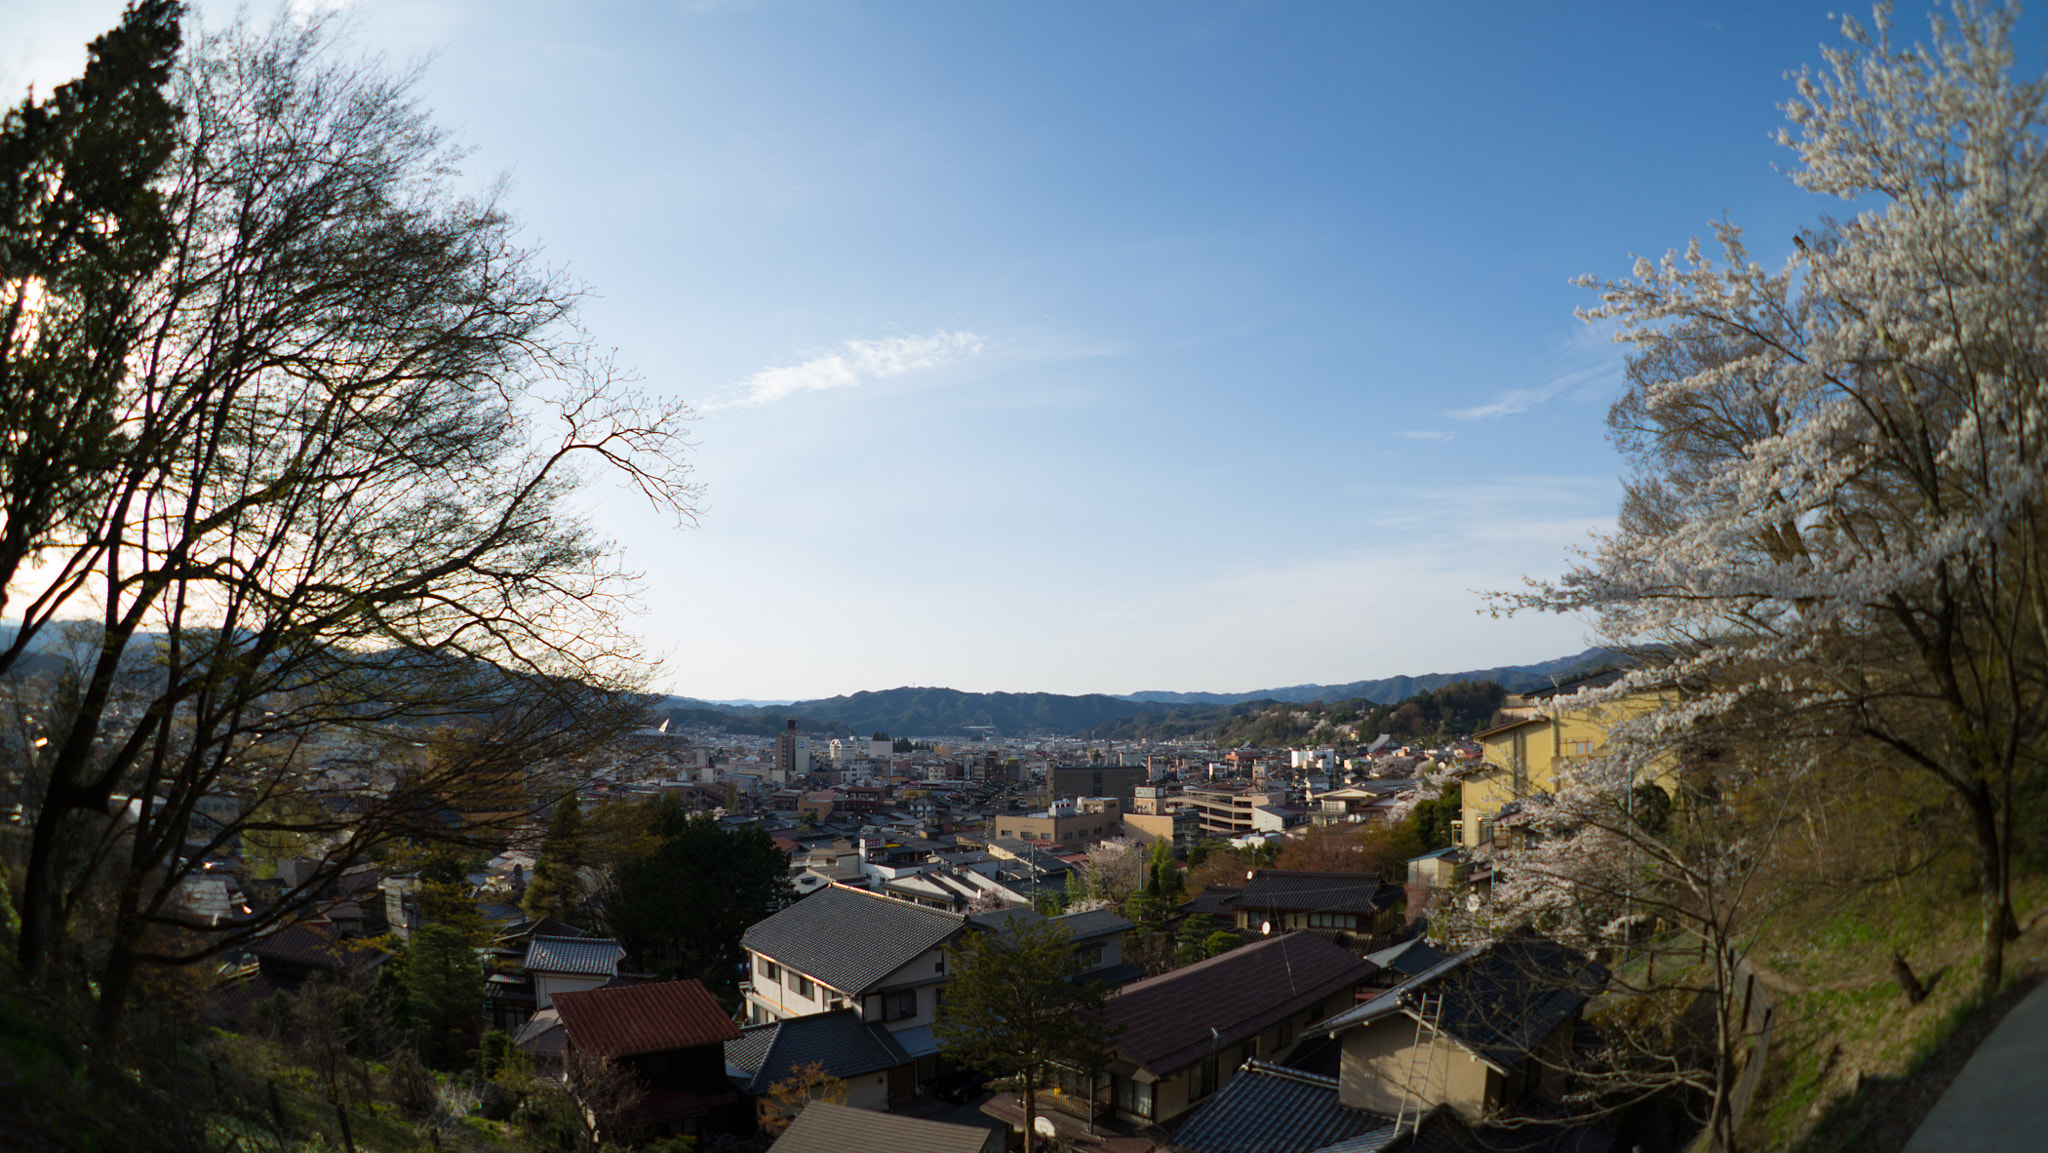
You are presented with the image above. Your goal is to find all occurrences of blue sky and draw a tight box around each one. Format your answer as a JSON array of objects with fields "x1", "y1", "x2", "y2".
[{"x1": 2, "y1": 0, "x2": 1988, "y2": 701}]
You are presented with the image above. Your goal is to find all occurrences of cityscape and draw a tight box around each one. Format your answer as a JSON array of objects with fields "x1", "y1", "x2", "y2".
[{"x1": 3, "y1": 1, "x2": 2046, "y2": 1153}]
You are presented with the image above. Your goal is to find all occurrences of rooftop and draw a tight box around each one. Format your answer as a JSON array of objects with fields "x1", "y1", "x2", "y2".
[
  {"x1": 524, "y1": 935, "x2": 625, "y2": 976},
  {"x1": 1172, "y1": 1061, "x2": 1394, "y2": 1153},
  {"x1": 1109, "y1": 932, "x2": 1374, "y2": 1075},
  {"x1": 768, "y1": 1100, "x2": 995, "y2": 1153},
  {"x1": 725, "y1": 1009, "x2": 911, "y2": 1094},
  {"x1": 743, "y1": 884, "x2": 967, "y2": 995},
  {"x1": 551, "y1": 979, "x2": 741, "y2": 1057},
  {"x1": 1313, "y1": 930, "x2": 1606, "y2": 1074}
]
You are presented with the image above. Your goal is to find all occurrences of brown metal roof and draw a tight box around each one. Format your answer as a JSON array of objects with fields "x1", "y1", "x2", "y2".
[
  {"x1": 552, "y1": 979, "x2": 741, "y2": 1057},
  {"x1": 1107, "y1": 931, "x2": 1373, "y2": 1076}
]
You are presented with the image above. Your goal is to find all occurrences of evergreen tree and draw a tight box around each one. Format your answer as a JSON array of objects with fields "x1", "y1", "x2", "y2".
[
  {"x1": 598, "y1": 796, "x2": 794, "y2": 993},
  {"x1": 521, "y1": 794, "x2": 589, "y2": 923},
  {"x1": 0, "y1": 0, "x2": 180, "y2": 618},
  {"x1": 934, "y1": 918, "x2": 1116, "y2": 1153}
]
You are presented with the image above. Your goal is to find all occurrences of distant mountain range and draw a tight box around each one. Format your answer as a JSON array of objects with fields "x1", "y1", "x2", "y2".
[
  {"x1": 1117, "y1": 649, "x2": 1616, "y2": 706},
  {"x1": 662, "y1": 648, "x2": 1620, "y2": 740}
]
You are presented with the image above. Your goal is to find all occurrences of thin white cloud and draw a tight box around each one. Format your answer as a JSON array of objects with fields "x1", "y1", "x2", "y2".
[
  {"x1": 288, "y1": 0, "x2": 354, "y2": 24},
  {"x1": 701, "y1": 330, "x2": 985, "y2": 412},
  {"x1": 1399, "y1": 430, "x2": 1457, "y2": 442},
  {"x1": 1448, "y1": 320, "x2": 1626, "y2": 420},
  {"x1": 1448, "y1": 382, "x2": 1570, "y2": 420}
]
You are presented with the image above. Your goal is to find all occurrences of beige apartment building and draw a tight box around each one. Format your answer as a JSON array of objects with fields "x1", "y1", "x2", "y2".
[
  {"x1": 992, "y1": 796, "x2": 1122, "y2": 848},
  {"x1": 1183, "y1": 784, "x2": 1288, "y2": 838}
]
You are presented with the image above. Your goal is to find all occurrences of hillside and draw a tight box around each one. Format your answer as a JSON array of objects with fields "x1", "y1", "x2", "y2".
[
  {"x1": 1086, "y1": 680, "x2": 1510, "y2": 746},
  {"x1": 662, "y1": 686, "x2": 1178, "y2": 739},
  {"x1": 662, "y1": 651, "x2": 1608, "y2": 739},
  {"x1": 1118, "y1": 648, "x2": 1617, "y2": 706}
]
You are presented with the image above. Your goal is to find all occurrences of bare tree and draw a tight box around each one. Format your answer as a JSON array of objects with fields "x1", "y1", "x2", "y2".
[
  {"x1": 0, "y1": 8, "x2": 696, "y2": 1038},
  {"x1": 757, "y1": 1060, "x2": 848, "y2": 1137}
]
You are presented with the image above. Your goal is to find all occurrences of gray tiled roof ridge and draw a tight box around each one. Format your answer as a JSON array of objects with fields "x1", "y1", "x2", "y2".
[
  {"x1": 1110, "y1": 933, "x2": 1374, "y2": 1074},
  {"x1": 1237, "y1": 1057, "x2": 1341, "y2": 1089},
  {"x1": 1309, "y1": 932, "x2": 1605, "y2": 1075},
  {"x1": 524, "y1": 934, "x2": 626, "y2": 975},
  {"x1": 1114, "y1": 928, "x2": 1339, "y2": 998},
  {"x1": 741, "y1": 883, "x2": 967, "y2": 995}
]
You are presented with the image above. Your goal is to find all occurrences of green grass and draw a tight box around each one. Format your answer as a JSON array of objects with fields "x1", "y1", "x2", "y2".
[{"x1": 1738, "y1": 871, "x2": 2048, "y2": 1152}]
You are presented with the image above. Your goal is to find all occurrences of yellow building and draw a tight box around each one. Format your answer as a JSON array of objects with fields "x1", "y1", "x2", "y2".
[{"x1": 1460, "y1": 672, "x2": 1673, "y2": 850}]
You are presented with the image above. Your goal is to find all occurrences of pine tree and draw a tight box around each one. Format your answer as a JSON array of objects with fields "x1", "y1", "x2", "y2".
[
  {"x1": 934, "y1": 918, "x2": 1116, "y2": 1153},
  {"x1": 521, "y1": 795, "x2": 589, "y2": 923}
]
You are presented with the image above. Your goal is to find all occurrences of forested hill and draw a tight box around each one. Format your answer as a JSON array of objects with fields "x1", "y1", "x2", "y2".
[
  {"x1": 1119, "y1": 648, "x2": 1616, "y2": 706},
  {"x1": 662, "y1": 687, "x2": 1178, "y2": 739},
  {"x1": 1085, "y1": 680, "x2": 1510, "y2": 746},
  {"x1": 656, "y1": 653, "x2": 1618, "y2": 739}
]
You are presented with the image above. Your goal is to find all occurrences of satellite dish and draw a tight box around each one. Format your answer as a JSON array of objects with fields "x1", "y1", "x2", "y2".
[
  {"x1": 1034, "y1": 1116, "x2": 1057, "y2": 1138},
  {"x1": 1262, "y1": 920, "x2": 1273, "y2": 935}
]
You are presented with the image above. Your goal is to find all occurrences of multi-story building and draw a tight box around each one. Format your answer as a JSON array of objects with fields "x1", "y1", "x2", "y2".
[
  {"x1": 990, "y1": 796, "x2": 1122, "y2": 848},
  {"x1": 1183, "y1": 784, "x2": 1288, "y2": 838},
  {"x1": 1047, "y1": 763, "x2": 1148, "y2": 809},
  {"x1": 1462, "y1": 673, "x2": 1673, "y2": 850},
  {"x1": 774, "y1": 720, "x2": 811, "y2": 782}
]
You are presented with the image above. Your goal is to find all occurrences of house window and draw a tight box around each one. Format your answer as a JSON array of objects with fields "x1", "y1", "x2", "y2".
[
  {"x1": 1192, "y1": 1056, "x2": 1218, "y2": 1100},
  {"x1": 1076, "y1": 944, "x2": 1104, "y2": 970},
  {"x1": 1562, "y1": 739, "x2": 1595, "y2": 756},
  {"x1": 884, "y1": 990, "x2": 918, "y2": 1021},
  {"x1": 1112, "y1": 1073, "x2": 1152, "y2": 1119},
  {"x1": 760, "y1": 958, "x2": 781, "y2": 983},
  {"x1": 1308, "y1": 913, "x2": 1357, "y2": 930},
  {"x1": 1278, "y1": 1015, "x2": 1295, "y2": 1047},
  {"x1": 789, "y1": 972, "x2": 815, "y2": 1000}
]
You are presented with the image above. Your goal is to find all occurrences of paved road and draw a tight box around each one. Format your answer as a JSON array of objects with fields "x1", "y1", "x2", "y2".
[{"x1": 1902, "y1": 979, "x2": 2048, "y2": 1152}]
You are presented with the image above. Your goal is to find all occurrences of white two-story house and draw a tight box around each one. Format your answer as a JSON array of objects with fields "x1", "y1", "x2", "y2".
[{"x1": 741, "y1": 883, "x2": 1134, "y2": 1091}]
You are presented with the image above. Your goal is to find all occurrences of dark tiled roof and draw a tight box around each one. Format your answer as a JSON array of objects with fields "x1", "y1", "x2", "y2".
[
  {"x1": 1088, "y1": 960, "x2": 1148, "y2": 989},
  {"x1": 1056, "y1": 908, "x2": 1136, "y2": 939},
  {"x1": 552, "y1": 979, "x2": 741, "y2": 1057},
  {"x1": 1313, "y1": 932, "x2": 1606, "y2": 1074},
  {"x1": 1179, "y1": 885, "x2": 1243, "y2": 919},
  {"x1": 1173, "y1": 1061, "x2": 1394, "y2": 1153},
  {"x1": 525, "y1": 935, "x2": 624, "y2": 976},
  {"x1": 742, "y1": 885, "x2": 966, "y2": 995},
  {"x1": 498, "y1": 917, "x2": 587, "y2": 943},
  {"x1": 769, "y1": 1100, "x2": 995, "y2": 1153},
  {"x1": 1108, "y1": 932, "x2": 1374, "y2": 1076},
  {"x1": 1399, "y1": 1103, "x2": 1616, "y2": 1153},
  {"x1": 1365, "y1": 937, "x2": 1457, "y2": 981},
  {"x1": 725, "y1": 1009, "x2": 911, "y2": 1094},
  {"x1": 965, "y1": 906, "x2": 1045, "y2": 932},
  {"x1": 1231, "y1": 871, "x2": 1399, "y2": 917},
  {"x1": 252, "y1": 921, "x2": 387, "y2": 973}
]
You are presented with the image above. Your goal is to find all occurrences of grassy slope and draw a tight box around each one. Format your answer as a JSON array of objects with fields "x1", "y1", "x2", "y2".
[
  {"x1": 1742, "y1": 871, "x2": 2048, "y2": 1151},
  {"x1": 0, "y1": 986, "x2": 536, "y2": 1153}
]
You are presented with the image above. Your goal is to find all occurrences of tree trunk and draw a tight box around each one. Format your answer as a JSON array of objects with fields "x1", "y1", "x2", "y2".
[
  {"x1": 1966, "y1": 784, "x2": 2009, "y2": 995},
  {"x1": 15, "y1": 787, "x2": 81, "y2": 981},
  {"x1": 93, "y1": 934, "x2": 140, "y2": 1042},
  {"x1": 1022, "y1": 1082, "x2": 1038, "y2": 1153}
]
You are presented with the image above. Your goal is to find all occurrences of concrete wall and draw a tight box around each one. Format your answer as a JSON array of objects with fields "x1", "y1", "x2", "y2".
[{"x1": 1337, "y1": 1018, "x2": 1492, "y2": 1118}]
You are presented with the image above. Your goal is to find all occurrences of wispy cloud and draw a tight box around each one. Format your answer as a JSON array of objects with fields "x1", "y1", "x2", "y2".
[
  {"x1": 1399, "y1": 430, "x2": 1457, "y2": 442},
  {"x1": 1447, "y1": 322, "x2": 1626, "y2": 420},
  {"x1": 287, "y1": 0, "x2": 354, "y2": 24},
  {"x1": 702, "y1": 330, "x2": 985, "y2": 412}
]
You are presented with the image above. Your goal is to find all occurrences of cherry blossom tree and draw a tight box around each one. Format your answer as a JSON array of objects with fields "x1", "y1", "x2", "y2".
[{"x1": 1501, "y1": 0, "x2": 2048, "y2": 995}]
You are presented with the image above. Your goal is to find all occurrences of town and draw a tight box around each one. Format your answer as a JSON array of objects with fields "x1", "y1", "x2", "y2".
[
  {"x1": 6, "y1": 0, "x2": 2046, "y2": 1150},
  {"x1": 0, "y1": 665, "x2": 1678, "y2": 1152}
]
